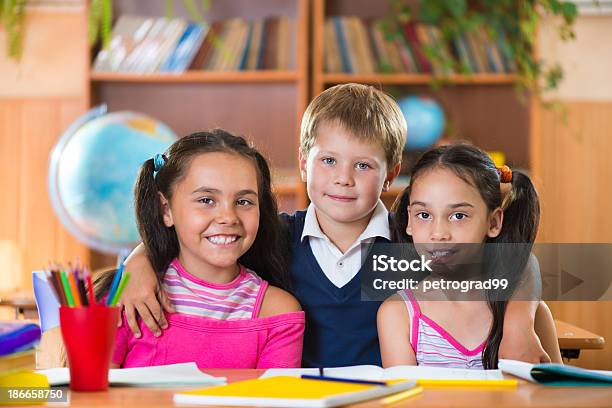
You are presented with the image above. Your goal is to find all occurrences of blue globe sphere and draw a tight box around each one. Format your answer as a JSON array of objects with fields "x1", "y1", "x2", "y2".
[
  {"x1": 398, "y1": 96, "x2": 446, "y2": 150},
  {"x1": 49, "y1": 105, "x2": 178, "y2": 254}
]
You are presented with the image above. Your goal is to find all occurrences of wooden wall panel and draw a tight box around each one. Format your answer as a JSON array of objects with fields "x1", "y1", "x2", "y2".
[
  {"x1": 18, "y1": 102, "x2": 60, "y2": 288},
  {"x1": 0, "y1": 5, "x2": 89, "y2": 294},
  {"x1": 54, "y1": 100, "x2": 90, "y2": 269},
  {"x1": 0, "y1": 102, "x2": 23, "y2": 292},
  {"x1": 0, "y1": 99, "x2": 89, "y2": 292},
  {"x1": 0, "y1": 7, "x2": 87, "y2": 98},
  {"x1": 536, "y1": 101, "x2": 612, "y2": 370},
  {"x1": 538, "y1": 102, "x2": 612, "y2": 243},
  {"x1": 0, "y1": 103, "x2": 22, "y2": 241}
]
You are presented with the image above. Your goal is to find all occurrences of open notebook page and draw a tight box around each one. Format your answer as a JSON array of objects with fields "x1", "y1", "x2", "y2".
[
  {"x1": 38, "y1": 362, "x2": 226, "y2": 387},
  {"x1": 262, "y1": 365, "x2": 504, "y2": 381}
]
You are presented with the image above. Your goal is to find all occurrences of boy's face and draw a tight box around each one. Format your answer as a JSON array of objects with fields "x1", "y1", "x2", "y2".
[{"x1": 299, "y1": 122, "x2": 399, "y2": 226}]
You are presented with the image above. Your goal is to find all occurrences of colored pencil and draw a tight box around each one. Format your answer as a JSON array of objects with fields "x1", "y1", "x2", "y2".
[
  {"x1": 107, "y1": 263, "x2": 124, "y2": 306},
  {"x1": 301, "y1": 375, "x2": 387, "y2": 386},
  {"x1": 84, "y1": 266, "x2": 95, "y2": 306},
  {"x1": 77, "y1": 271, "x2": 89, "y2": 306},
  {"x1": 381, "y1": 386, "x2": 423, "y2": 405},
  {"x1": 45, "y1": 271, "x2": 61, "y2": 305},
  {"x1": 109, "y1": 272, "x2": 130, "y2": 306},
  {"x1": 60, "y1": 270, "x2": 75, "y2": 307},
  {"x1": 67, "y1": 270, "x2": 82, "y2": 307},
  {"x1": 52, "y1": 270, "x2": 68, "y2": 306}
]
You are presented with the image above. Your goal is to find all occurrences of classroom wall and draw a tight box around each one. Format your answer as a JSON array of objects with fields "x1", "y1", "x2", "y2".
[
  {"x1": 0, "y1": 5, "x2": 90, "y2": 294},
  {"x1": 536, "y1": 15, "x2": 612, "y2": 370}
]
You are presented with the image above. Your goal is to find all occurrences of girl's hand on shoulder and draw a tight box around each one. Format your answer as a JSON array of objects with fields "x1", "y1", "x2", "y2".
[
  {"x1": 498, "y1": 323, "x2": 551, "y2": 363},
  {"x1": 116, "y1": 243, "x2": 175, "y2": 338},
  {"x1": 258, "y1": 286, "x2": 302, "y2": 317}
]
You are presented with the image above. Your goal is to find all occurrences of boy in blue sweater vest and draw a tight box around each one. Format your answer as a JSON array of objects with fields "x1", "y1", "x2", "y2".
[{"x1": 120, "y1": 84, "x2": 551, "y2": 367}]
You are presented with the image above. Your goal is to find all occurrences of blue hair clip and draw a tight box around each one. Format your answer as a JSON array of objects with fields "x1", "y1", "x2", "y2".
[{"x1": 153, "y1": 153, "x2": 166, "y2": 179}]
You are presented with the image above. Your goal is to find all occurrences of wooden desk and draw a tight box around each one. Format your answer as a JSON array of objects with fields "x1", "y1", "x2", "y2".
[
  {"x1": 555, "y1": 319, "x2": 605, "y2": 360},
  {"x1": 39, "y1": 369, "x2": 612, "y2": 408},
  {"x1": 0, "y1": 291, "x2": 37, "y2": 319}
]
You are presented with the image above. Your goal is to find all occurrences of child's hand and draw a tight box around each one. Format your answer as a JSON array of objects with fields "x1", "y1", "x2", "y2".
[
  {"x1": 499, "y1": 324, "x2": 551, "y2": 363},
  {"x1": 116, "y1": 244, "x2": 175, "y2": 338}
]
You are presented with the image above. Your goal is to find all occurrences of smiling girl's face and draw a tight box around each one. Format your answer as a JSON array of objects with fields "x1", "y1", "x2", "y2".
[
  {"x1": 406, "y1": 167, "x2": 503, "y2": 264},
  {"x1": 161, "y1": 152, "x2": 260, "y2": 277}
]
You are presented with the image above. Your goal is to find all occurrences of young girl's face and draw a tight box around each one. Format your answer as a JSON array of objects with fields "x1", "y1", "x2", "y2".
[
  {"x1": 407, "y1": 167, "x2": 502, "y2": 263},
  {"x1": 161, "y1": 152, "x2": 260, "y2": 273}
]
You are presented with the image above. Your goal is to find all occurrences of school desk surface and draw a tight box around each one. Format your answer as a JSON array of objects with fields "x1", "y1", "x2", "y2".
[{"x1": 32, "y1": 369, "x2": 612, "y2": 407}]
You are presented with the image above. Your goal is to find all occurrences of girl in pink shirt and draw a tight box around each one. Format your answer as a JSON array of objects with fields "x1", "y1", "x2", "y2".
[{"x1": 95, "y1": 129, "x2": 304, "y2": 369}]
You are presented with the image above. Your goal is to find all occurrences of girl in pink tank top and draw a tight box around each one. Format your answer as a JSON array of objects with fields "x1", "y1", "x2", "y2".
[
  {"x1": 95, "y1": 130, "x2": 304, "y2": 368},
  {"x1": 378, "y1": 144, "x2": 562, "y2": 369}
]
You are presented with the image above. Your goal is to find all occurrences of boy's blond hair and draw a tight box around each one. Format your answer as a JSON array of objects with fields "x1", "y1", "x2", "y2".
[{"x1": 300, "y1": 83, "x2": 407, "y2": 167}]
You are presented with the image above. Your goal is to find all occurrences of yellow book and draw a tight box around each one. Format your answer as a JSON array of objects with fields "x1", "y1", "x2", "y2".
[
  {"x1": 0, "y1": 351, "x2": 35, "y2": 375},
  {"x1": 173, "y1": 376, "x2": 416, "y2": 407},
  {"x1": 0, "y1": 370, "x2": 49, "y2": 406},
  {"x1": 0, "y1": 370, "x2": 49, "y2": 388}
]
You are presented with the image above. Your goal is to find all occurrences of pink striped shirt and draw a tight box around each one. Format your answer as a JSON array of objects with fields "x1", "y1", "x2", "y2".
[
  {"x1": 164, "y1": 259, "x2": 264, "y2": 320},
  {"x1": 399, "y1": 289, "x2": 485, "y2": 369},
  {"x1": 112, "y1": 259, "x2": 305, "y2": 369}
]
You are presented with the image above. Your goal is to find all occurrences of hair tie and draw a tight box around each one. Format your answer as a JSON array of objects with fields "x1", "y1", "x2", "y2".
[
  {"x1": 497, "y1": 165, "x2": 512, "y2": 183},
  {"x1": 153, "y1": 154, "x2": 166, "y2": 179}
]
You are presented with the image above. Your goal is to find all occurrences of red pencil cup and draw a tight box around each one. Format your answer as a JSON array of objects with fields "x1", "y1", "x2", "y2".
[{"x1": 60, "y1": 305, "x2": 120, "y2": 391}]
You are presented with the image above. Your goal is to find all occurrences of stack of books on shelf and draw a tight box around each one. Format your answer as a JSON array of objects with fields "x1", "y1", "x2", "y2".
[
  {"x1": 93, "y1": 15, "x2": 297, "y2": 74},
  {"x1": 324, "y1": 16, "x2": 516, "y2": 75},
  {"x1": 0, "y1": 321, "x2": 49, "y2": 388}
]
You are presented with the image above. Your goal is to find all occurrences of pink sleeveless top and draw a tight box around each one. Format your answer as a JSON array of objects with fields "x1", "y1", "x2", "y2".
[
  {"x1": 112, "y1": 259, "x2": 304, "y2": 369},
  {"x1": 399, "y1": 289, "x2": 485, "y2": 369}
]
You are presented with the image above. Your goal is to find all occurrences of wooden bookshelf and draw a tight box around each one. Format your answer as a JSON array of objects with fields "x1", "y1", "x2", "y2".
[
  {"x1": 312, "y1": 0, "x2": 537, "y2": 209},
  {"x1": 89, "y1": 0, "x2": 310, "y2": 212},
  {"x1": 321, "y1": 73, "x2": 520, "y2": 86},
  {"x1": 90, "y1": 71, "x2": 301, "y2": 83}
]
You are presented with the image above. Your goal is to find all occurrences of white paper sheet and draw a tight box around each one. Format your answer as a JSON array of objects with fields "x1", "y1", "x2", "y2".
[
  {"x1": 38, "y1": 362, "x2": 226, "y2": 387},
  {"x1": 261, "y1": 364, "x2": 504, "y2": 381},
  {"x1": 498, "y1": 359, "x2": 537, "y2": 382}
]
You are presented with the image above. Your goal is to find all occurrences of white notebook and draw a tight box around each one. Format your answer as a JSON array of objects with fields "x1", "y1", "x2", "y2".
[
  {"x1": 262, "y1": 364, "x2": 504, "y2": 381},
  {"x1": 38, "y1": 362, "x2": 226, "y2": 387}
]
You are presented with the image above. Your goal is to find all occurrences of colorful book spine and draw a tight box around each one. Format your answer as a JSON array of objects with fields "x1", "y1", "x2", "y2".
[
  {"x1": 333, "y1": 16, "x2": 352, "y2": 73},
  {"x1": 402, "y1": 22, "x2": 431, "y2": 73},
  {"x1": 161, "y1": 22, "x2": 208, "y2": 72}
]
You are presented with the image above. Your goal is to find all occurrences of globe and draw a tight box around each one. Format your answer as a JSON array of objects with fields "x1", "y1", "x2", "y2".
[
  {"x1": 49, "y1": 105, "x2": 178, "y2": 255},
  {"x1": 398, "y1": 96, "x2": 446, "y2": 150}
]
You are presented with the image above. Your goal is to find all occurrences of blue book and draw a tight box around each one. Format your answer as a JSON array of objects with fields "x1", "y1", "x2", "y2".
[
  {"x1": 161, "y1": 23, "x2": 208, "y2": 73},
  {"x1": 333, "y1": 17, "x2": 352, "y2": 73},
  {"x1": 256, "y1": 19, "x2": 268, "y2": 70},
  {"x1": 500, "y1": 359, "x2": 612, "y2": 387},
  {"x1": 0, "y1": 322, "x2": 41, "y2": 356},
  {"x1": 239, "y1": 22, "x2": 254, "y2": 71}
]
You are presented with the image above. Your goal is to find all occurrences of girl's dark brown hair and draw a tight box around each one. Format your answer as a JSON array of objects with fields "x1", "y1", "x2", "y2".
[
  {"x1": 95, "y1": 129, "x2": 290, "y2": 299},
  {"x1": 390, "y1": 143, "x2": 540, "y2": 369}
]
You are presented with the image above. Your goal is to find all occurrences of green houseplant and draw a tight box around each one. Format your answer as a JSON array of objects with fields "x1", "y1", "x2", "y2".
[
  {"x1": 384, "y1": 0, "x2": 579, "y2": 98},
  {"x1": 0, "y1": 0, "x2": 27, "y2": 59}
]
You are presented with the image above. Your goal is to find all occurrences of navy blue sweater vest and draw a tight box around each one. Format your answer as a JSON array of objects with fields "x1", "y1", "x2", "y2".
[{"x1": 282, "y1": 211, "x2": 386, "y2": 368}]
